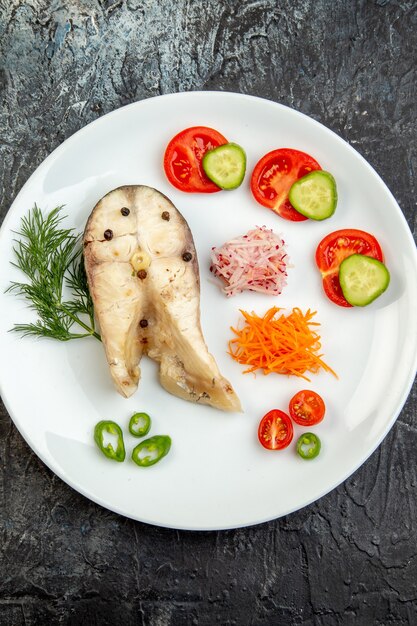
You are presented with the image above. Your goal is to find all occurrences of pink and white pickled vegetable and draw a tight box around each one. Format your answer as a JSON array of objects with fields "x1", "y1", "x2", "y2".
[{"x1": 210, "y1": 226, "x2": 289, "y2": 297}]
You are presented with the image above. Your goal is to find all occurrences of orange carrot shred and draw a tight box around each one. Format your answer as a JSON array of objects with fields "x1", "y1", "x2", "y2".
[{"x1": 228, "y1": 306, "x2": 337, "y2": 382}]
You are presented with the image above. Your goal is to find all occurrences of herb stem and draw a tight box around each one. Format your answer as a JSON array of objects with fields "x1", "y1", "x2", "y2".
[{"x1": 59, "y1": 303, "x2": 102, "y2": 341}]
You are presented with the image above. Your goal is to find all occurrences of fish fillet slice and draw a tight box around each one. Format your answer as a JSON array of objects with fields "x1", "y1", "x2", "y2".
[{"x1": 83, "y1": 185, "x2": 241, "y2": 412}]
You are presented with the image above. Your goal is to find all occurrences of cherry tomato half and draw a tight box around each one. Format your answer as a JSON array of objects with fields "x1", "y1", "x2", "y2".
[
  {"x1": 258, "y1": 409, "x2": 294, "y2": 450},
  {"x1": 163, "y1": 126, "x2": 228, "y2": 193},
  {"x1": 289, "y1": 390, "x2": 326, "y2": 426},
  {"x1": 250, "y1": 148, "x2": 321, "y2": 221},
  {"x1": 315, "y1": 229, "x2": 384, "y2": 307}
]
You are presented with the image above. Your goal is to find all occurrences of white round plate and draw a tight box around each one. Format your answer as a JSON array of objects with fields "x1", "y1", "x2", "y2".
[{"x1": 0, "y1": 92, "x2": 416, "y2": 530}]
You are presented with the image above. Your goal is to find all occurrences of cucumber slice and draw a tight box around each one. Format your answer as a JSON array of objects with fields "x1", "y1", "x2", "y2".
[
  {"x1": 288, "y1": 170, "x2": 337, "y2": 220},
  {"x1": 339, "y1": 254, "x2": 390, "y2": 306},
  {"x1": 202, "y1": 143, "x2": 246, "y2": 190}
]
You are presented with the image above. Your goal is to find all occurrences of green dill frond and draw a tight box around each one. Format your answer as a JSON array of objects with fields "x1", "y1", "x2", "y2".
[{"x1": 7, "y1": 205, "x2": 101, "y2": 342}]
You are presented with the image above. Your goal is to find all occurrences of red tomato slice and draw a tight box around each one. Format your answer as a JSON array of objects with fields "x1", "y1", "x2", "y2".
[
  {"x1": 164, "y1": 126, "x2": 228, "y2": 193},
  {"x1": 289, "y1": 390, "x2": 326, "y2": 426},
  {"x1": 258, "y1": 409, "x2": 294, "y2": 450},
  {"x1": 250, "y1": 148, "x2": 322, "y2": 221},
  {"x1": 315, "y1": 229, "x2": 384, "y2": 307}
]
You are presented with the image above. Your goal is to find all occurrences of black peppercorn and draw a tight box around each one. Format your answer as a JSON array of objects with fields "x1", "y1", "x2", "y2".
[
  {"x1": 137, "y1": 270, "x2": 147, "y2": 279},
  {"x1": 182, "y1": 252, "x2": 193, "y2": 262},
  {"x1": 121, "y1": 207, "x2": 130, "y2": 216},
  {"x1": 139, "y1": 319, "x2": 148, "y2": 328},
  {"x1": 104, "y1": 229, "x2": 113, "y2": 240},
  {"x1": 161, "y1": 211, "x2": 170, "y2": 221}
]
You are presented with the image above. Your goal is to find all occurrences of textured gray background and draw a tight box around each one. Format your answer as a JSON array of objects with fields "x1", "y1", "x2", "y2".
[{"x1": 1, "y1": 1, "x2": 416, "y2": 625}]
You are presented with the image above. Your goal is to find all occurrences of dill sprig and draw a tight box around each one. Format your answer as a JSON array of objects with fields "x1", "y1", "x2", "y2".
[{"x1": 7, "y1": 204, "x2": 101, "y2": 342}]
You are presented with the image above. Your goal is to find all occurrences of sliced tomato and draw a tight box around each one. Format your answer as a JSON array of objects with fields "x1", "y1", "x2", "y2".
[
  {"x1": 250, "y1": 148, "x2": 321, "y2": 221},
  {"x1": 315, "y1": 229, "x2": 384, "y2": 307},
  {"x1": 289, "y1": 390, "x2": 326, "y2": 426},
  {"x1": 258, "y1": 409, "x2": 293, "y2": 450},
  {"x1": 164, "y1": 126, "x2": 228, "y2": 193}
]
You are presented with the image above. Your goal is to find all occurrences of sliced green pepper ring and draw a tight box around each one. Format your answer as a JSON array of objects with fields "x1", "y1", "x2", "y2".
[
  {"x1": 129, "y1": 412, "x2": 151, "y2": 437},
  {"x1": 131, "y1": 435, "x2": 171, "y2": 467},
  {"x1": 296, "y1": 432, "x2": 321, "y2": 460},
  {"x1": 94, "y1": 420, "x2": 126, "y2": 462}
]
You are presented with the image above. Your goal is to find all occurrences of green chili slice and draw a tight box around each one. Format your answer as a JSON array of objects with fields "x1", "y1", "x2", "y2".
[
  {"x1": 129, "y1": 412, "x2": 151, "y2": 437},
  {"x1": 131, "y1": 435, "x2": 171, "y2": 467},
  {"x1": 94, "y1": 420, "x2": 126, "y2": 462},
  {"x1": 296, "y1": 432, "x2": 321, "y2": 460}
]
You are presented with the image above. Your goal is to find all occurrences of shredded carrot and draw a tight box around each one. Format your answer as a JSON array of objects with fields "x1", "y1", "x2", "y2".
[{"x1": 228, "y1": 306, "x2": 337, "y2": 382}]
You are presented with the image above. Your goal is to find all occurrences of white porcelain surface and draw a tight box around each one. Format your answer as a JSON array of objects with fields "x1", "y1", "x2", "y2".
[{"x1": 0, "y1": 92, "x2": 416, "y2": 530}]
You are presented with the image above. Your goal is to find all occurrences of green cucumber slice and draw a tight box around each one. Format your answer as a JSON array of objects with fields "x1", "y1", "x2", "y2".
[
  {"x1": 288, "y1": 170, "x2": 337, "y2": 220},
  {"x1": 202, "y1": 143, "x2": 246, "y2": 190},
  {"x1": 339, "y1": 254, "x2": 390, "y2": 306}
]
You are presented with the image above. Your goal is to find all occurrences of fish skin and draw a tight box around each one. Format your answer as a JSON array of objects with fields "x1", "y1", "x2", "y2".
[{"x1": 83, "y1": 185, "x2": 241, "y2": 412}]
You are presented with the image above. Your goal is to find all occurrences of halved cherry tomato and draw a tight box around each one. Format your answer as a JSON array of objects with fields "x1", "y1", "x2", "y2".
[
  {"x1": 258, "y1": 409, "x2": 293, "y2": 450},
  {"x1": 164, "y1": 126, "x2": 228, "y2": 193},
  {"x1": 289, "y1": 390, "x2": 326, "y2": 426},
  {"x1": 315, "y1": 229, "x2": 384, "y2": 307},
  {"x1": 250, "y1": 148, "x2": 321, "y2": 221}
]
